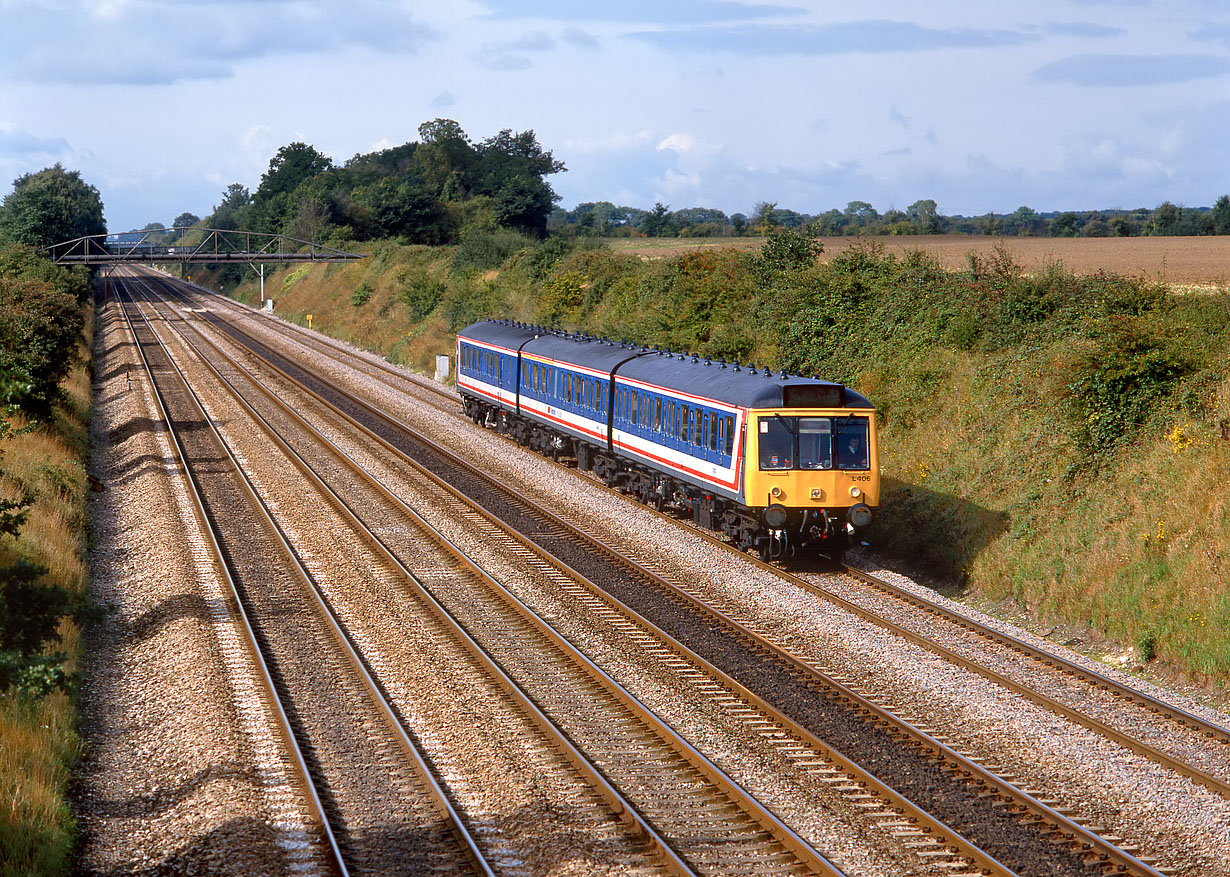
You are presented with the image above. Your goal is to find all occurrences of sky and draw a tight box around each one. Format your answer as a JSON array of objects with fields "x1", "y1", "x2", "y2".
[{"x1": 2, "y1": 0, "x2": 1228, "y2": 233}]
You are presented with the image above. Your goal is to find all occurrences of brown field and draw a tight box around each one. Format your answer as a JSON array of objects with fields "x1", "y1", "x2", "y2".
[{"x1": 609, "y1": 235, "x2": 1230, "y2": 287}]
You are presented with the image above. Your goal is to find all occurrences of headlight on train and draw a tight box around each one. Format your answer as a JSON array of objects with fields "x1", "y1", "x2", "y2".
[
  {"x1": 848, "y1": 503, "x2": 873, "y2": 528},
  {"x1": 764, "y1": 503, "x2": 788, "y2": 528},
  {"x1": 848, "y1": 486, "x2": 861, "y2": 498}
]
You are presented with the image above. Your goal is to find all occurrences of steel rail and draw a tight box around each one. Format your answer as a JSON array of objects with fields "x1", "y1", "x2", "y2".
[
  {"x1": 197, "y1": 271, "x2": 1230, "y2": 794},
  {"x1": 133, "y1": 271, "x2": 849, "y2": 877},
  {"x1": 147, "y1": 268, "x2": 1206, "y2": 872},
  {"x1": 120, "y1": 280, "x2": 492, "y2": 877},
  {"x1": 123, "y1": 271, "x2": 705, "y2": 877},
  {"x1": 141, "y1": 276, "x2": 1168, "y2": 877},
  {"x1": 111, "y1": 282, "x2": 348, "y2": 877},
  {"x1": 148, "y1": 281, "x2": 1224, "y2": 770}
]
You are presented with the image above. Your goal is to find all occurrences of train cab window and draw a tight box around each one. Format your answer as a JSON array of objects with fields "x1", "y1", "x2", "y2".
[
  {"x1": 835, "y1": 417, "x2": 870, "y2": 470},
  {"x1": 798, "y1": 418, "x2": 833, "y2": 470},
  {"x1": 758, "y1": 417, "x2": 794, "y2": 470}
]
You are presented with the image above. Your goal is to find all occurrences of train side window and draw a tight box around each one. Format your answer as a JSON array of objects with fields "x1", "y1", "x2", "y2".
[
  {"x1": 679, "y1": 406, "x2": 689, "y2": 441},
  {"x1": 653, "y1": 398, "x2": 662, "y2": 431},
  {"x1": 708, "y1": 412, "x2": 718, "y2": 451},
  {"x1": 724, "y1": 416, "x2": 734, "y2": 455},
  {"x1": 692, "y1": 409, "x2": 702, "y2": 447}
]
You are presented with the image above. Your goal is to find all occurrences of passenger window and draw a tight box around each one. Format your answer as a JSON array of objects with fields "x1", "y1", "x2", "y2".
[
  {"x1": 724, "y1": 416, "x2": 735, "y2": 455},
  {"x1": 708, "y1": 413, "x2": 718, "y2": 451},
  {"x1": 653, "y1": 398, "x2": 662, "y2": 431},
  {"x1": 679, "y1": 406, "x2": 689, "y2": 441},
  {"x1": 694, "y1": 410, "x2": 704, "y2": 447}
]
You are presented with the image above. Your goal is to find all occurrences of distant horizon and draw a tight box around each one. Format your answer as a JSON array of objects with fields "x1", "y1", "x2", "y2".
[{"x1": 102, "y1": 194, "x2": 1223, "y2": 236}]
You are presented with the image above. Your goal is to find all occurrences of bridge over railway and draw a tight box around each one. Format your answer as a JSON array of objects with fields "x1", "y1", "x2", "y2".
[{"x1": 45, "y1": 228, "x2": 365, "y2": 266}]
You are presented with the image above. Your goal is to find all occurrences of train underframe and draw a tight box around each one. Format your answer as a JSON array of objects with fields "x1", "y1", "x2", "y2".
[{"x1": 463, "y1": 396, "x2": 848, "y2": 562}]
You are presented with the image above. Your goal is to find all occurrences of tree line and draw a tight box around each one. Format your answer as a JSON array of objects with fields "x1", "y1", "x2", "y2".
[
  {"x1": 128, "y1": 119, "x2": 566, "y2": 252},
  {"x1": 551, "y1": 196, "x2": 1230, "y2": 239}
]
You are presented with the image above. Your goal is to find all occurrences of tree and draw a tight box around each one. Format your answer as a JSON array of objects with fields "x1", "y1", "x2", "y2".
[
  {"x1": 753, "y1": 201, "x2": 777, "y2": 234},
  {"x1": 473, "y1": 128, "x2": 565, "y2": 236},
  {"x1": 416, "y1": 119, "x2": 477, "y2": 196},
  {"x1": 255, "y1": 142, "x2": 333, "y2": 203},
  {"x1": 907, "y1": 199, "x2": 940, "y2": 234},
  {"x1": 844, "y1": 201, "x2": 878, "y2": 228},
  {"x1": 0, "y1": 164, "x2": 106, "y2": 248},
  {"x1": 1006, "y1": 205, "x2": 1040, "y2": 236},
  {"x1": 641, "y1": 202, "x2": 673, "y2": 237},
  {"x1": 1151, "y1": 201, "x2": 1179, "y2": 235},
  {"x1": 209, "y1": 184, "x2": 251, "y2": 230},
  {"x1": 172, "y1": 212, "x2": 201, "y2": 235},
  {"x1": 491, "y1": 174, "x2": 556, "y2": 237},
  {"x1": 0, "y1": 244, "x2": 85, "y2": 416},
  {"x1": 252, "y1": 143, "x2": 333, "y2": 234},
  {"x1": 1213, "y1": 195, "x2": 1230, "y2": 235},
  {"x1": 1050, "y1": 212, "x2": 1079, "y2": 237}
]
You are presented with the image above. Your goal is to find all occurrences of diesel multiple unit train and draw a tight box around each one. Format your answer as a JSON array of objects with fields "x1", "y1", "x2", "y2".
[{"x1": 456, "y1": 320, "x2": 879, "y2": 560}]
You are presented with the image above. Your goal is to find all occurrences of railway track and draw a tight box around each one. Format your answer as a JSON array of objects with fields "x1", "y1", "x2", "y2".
[
  {"x1": 155, "y1": 272, "x2": 1230, "y2": 798},
  {"x1": 217, "y1": 277, "x2": 1230, "y2": 784},
  {"x1": 121, "y1": 271, "x2": 849, "y2": 876},
  {"x1": 116, "y1": 282, "x2": 487, "y2": 875},
  {"x1": 129, "y1": 270, "x2": 1180, "y2": 876}
]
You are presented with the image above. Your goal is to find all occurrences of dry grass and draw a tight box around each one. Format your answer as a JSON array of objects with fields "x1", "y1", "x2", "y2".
[
  {"x1": 231, "y1": 249, "x2": 459, "y2": 375},
  {"x1": 0, "y1": 305, "x2": 93, "y2": 877},
  {"x1": 610, "y1": 234, "x2": 1230, "y2": 286}
]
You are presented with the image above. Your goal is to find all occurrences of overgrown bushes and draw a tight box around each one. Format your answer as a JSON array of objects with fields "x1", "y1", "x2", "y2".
[{"x1": 0, "y1": 247, "x2": 94, "y2": 697}]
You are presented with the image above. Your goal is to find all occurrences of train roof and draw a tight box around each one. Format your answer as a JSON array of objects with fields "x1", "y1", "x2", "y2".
[{"x1": 458, "y1": 320, "x2": 874, "y2": 410}]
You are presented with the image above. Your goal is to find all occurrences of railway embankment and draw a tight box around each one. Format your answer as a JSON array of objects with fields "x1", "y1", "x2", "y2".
[
  {"x1": 209, "y1": 232, "x2": 1230, "y2": 697},
  {"x1": 0, "y1": 244, "x2": 95, "y2": 876}
]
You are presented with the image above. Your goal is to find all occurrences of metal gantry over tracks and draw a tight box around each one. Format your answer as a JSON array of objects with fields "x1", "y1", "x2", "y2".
[{"x1": 45, "y1": 227, "x2": 365, "y2": 266}]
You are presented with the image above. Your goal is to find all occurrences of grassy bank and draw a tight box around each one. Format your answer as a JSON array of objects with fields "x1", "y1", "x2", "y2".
[
  {"x1": 0, "y1": 310, "x2": 93, "y2": 876},
  {"x1": 212, "y1": 233, "x2": 1230, "y2": 686}
]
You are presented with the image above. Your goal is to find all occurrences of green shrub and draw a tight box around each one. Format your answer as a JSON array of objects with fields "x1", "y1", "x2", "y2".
[
  {"x1": 450, "y1": 227, "x2": 535, "y2": 274},
  {"x1": 399, "y1": 272, "x2": 446, "y2": 321},
  {"x1": 1062, "y1": 317, "x2": 1192, "y2": 463},
  {"x1": 351, "y1": 281, "x2": 372, "y2": 307},
  {"x1": 0, "y1": 270, "x2": 83, "y2": 419}
]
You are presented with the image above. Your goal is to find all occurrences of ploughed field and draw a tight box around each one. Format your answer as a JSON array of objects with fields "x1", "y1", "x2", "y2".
[{"x1": 612, "y1": 235, "x2": 1230, "y2": 286}]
